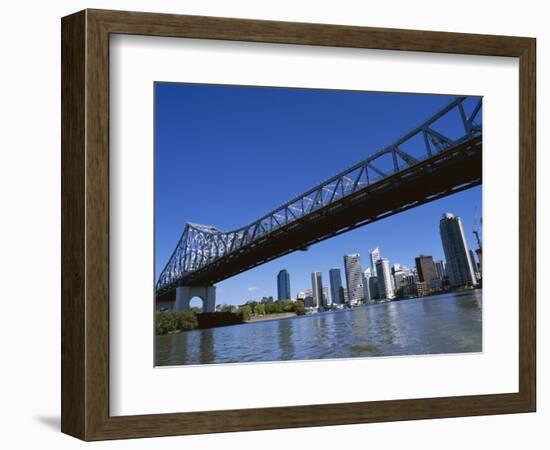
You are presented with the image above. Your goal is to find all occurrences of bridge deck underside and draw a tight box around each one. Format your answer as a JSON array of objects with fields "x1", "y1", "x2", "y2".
[{"x1": 166, "y1": 136, "x2": 481, "y2": 290}]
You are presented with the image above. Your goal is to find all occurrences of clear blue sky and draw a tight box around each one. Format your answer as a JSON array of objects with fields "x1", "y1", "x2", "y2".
[{"x1": 155, "y1": 83, "x2": 482, "y2": 305}]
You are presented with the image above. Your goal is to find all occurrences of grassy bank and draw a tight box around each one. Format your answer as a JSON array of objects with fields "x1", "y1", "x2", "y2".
[{"x1": 246, "y1": 312, "x2": 297, "y2": 323}]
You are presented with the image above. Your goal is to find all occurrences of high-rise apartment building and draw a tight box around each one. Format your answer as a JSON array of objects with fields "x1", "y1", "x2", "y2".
[
  {"x1": 440, "y1": 213, "x2": 477, "y2": 287},
  {"x1": 344, "y1": 254, "x2": 364, "y2": 305},
  {"x1": 322, "y1": 286, "x2": 331, "y2": 306},
  {"x1": 375, "y1": 258, "x2": 395, "y2": 299}
]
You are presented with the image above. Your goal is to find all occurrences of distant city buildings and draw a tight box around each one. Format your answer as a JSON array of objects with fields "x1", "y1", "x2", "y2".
[
  {"x1": 375, "y1": 258, "x2": 395, "y2": 299},
  {"x1": 297, "y1": 289, "x2": 315, "y2": 308},
  {"x1": 277, "y1": 269, "x2": 291, "y2": 301},
  {"x1": 311, "y1": 272, "x2": 324, "y2": 308},
  {"x1": 269, "y1": 212, "x2": 479, "y2": 309},
  {"x1": 369, "y1": 276, "x2": 379, "y2": 301},
  {"x1": 392, "y1": 267, "x2": 408, "y2": 292},
  {"x1": 440, "y1": 213, "x2": 477, "y2": 287},
  {"x1": 342, "y1": 287, "x2": 349, "y2": 304},
  {"x1": 363, "y1": 268, "x2": 375, "y2": 303},
  {"x1": 434, "y1": 260, "x2": 446, "y2": 279},
  {"x1": 322, "y1": 286, "x2": 331, "y2": 306},
  {"x1": 329, "y1": 268, "x2": 344, "y2": 305},
  {"x1": 469, "y1": 249, "x2": 481, "y2": 280},
  {"x1": 469, "y1": 249, "x2": 477, "y2": 271},
  {"x1": 475, "y1": 248, "x2": 482, "y2": 278},
  {"x1": 415, "y1": 255, "x2": 438, "y2": 287},
  {"x1": 344, "y1": 254, "x2": 365, "y2": 305},
  {"x1": 369, "y1": 247, "x2": 381, "y2": 273},
  {"x1": 415, "y1": 281, "x2": 430, "y2": 297}
]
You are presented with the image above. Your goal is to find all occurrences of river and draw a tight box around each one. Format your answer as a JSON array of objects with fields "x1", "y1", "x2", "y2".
[{"x1": 155, "y1": 289, "x2": 482, "y2": 366}]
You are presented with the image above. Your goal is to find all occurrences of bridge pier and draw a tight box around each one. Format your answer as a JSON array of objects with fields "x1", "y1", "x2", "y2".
[{"x1": 175, "y1": 285, "x2": 216, "y2": 313}]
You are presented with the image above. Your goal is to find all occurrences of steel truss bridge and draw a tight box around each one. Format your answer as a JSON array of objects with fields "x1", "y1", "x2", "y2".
[{"x1": 157, "y1": 96, "x2": 482, "y2": 294}]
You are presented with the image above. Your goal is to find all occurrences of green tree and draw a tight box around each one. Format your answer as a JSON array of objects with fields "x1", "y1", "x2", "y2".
[
  {"x1": 282, "y1": 300, "x2": 294, "y2": 312},
  {"x1": 177, "y1": 311, "x2": 198, "y2": 330},
  {"x1": 218, "y1": 304, "x2": 236, "y2": 313},
  {"x1": 254, "y1": 303, "x2": 266, "y2": 315},
  {"x1": 155, "y1": 310, "x2": 198, "y2": 335},
  {"x1": 238, "y1": 305, "x2": 252, "y2": 321},
  {"x1": 294, "y1": 300, "x2": 306, "y2": 316}
]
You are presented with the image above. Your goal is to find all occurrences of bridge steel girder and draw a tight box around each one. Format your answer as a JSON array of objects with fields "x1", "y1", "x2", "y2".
[{"x1": 162, "y1": 135, "x2": 481, "y2": 290}]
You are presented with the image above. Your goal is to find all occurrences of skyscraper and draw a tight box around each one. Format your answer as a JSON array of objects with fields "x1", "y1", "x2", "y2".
[
  {"x1": 415, "y1": 255, "x2": 438, "y2": 287},
  {"x1": 375, "y1": 258, "x2": 395, "y2": 299},
  {"x1": 369, "y1": 247, "x2": 381, "y2": 273},
  {"x1": 322, "y1": 286, "x2": 331, "y2": 306},
  {"x1": 434, "y1": 260, "x2": 446, "y2": 279},
  {"x1": 440, "y1": 213, "x2": 477, "y2": 287},
  {"x1": 329, "y1": 268, "x2": 344, "y2": 305},
  {"x1": 341, "y1": 287, "x2": 349, "y2": 304},
  {"x1": 392, "y1": 268, "x2": 407, "y2": 291},
  {"x1": 311, "y1": 272, "x2": 324, "y2": 308},
  {"x1": 369, "y1": 276, "x2": 379, "y2": 301},
  {"x1": 363, "y1": 268, "x2": 374, "y2": 303},
  {"x1": 277, "y1": 269, "x2": 291, "y2": 300},
  {"x1": 344, "y1": 254, "x2": 364, "y2": 305}
]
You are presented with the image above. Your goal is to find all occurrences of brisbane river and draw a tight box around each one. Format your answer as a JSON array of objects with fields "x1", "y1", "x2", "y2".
[{"x1": 155, "y1": 289, "x2": 482, "y2": 366}]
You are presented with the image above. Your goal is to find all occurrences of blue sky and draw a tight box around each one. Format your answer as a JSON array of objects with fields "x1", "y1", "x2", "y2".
[{"x1": 155, "y1": 83, "x2": 482, "y2": 305}]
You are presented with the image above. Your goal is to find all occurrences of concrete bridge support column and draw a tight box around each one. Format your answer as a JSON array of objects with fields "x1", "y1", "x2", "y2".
[{"x1": 175, "y1": 285, "x2": 216, "y2": 313}]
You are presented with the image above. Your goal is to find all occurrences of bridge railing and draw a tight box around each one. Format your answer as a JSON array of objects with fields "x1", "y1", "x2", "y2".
[{"x1": 156, "y1": 96, "x2": 482, "y2": 292}]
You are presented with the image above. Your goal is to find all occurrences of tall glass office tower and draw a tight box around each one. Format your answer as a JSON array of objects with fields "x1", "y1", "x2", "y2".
[
  {"x1": 329, "y1": 268, "x2": 344, "y2": 304},
  {"x1": 277, "y1": 269, "x2": 291, "y2": 300},
  {"x1": 311, "y1": 272, "x2": 324, "y2": 308}
]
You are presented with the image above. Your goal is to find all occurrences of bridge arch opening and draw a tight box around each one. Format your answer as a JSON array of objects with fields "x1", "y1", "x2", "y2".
[{"x1": 189, "y1": 296, "x2": 205, "y2": 313}]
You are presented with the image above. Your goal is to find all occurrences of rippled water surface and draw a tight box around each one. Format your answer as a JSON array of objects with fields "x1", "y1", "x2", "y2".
[{"x1": 155, "y1": 289, "x2": 482, "y2": 366}]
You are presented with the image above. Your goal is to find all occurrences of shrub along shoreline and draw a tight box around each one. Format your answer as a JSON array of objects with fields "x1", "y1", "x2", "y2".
[
  {"x1": 155, "y1": 311, "x2": 198, "y2": 335},
  {"x1": 155, "y1": 299, "x2": 306, "y2": 335}
]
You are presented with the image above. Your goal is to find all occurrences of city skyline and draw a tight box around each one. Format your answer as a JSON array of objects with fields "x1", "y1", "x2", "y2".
[
  {"x1": 196, "y1": 197, "x2": 481, "y2": 306},
  {"x1": 155, "y1": 83, "x2": 482, "y2": 307},
  {"x1": 220, "y1": 204, "x2": 481, "y2": 306}
]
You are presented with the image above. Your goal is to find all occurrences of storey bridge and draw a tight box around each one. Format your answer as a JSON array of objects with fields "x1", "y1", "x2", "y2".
[{"x1": 156, "y1": 96, "x2": 482, "y2": 312}]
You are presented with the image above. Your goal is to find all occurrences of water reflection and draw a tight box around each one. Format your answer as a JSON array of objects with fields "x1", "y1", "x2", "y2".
[
  {"x1": 278, "y1": 319, "x2": 295, "y2": 361},
  {"x1": 156, "y1": 290, "x2": 482, "y2": 366},
  {"x1": 199, "y1": 328, "x2": 215, "y2": 364}
]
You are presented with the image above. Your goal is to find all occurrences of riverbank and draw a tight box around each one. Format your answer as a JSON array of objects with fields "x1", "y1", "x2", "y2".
[{"x1": 245, "y1": 312, "x2": 296, "y2": 323}]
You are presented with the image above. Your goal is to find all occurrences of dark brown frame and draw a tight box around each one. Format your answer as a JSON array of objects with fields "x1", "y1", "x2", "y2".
[{"x1": 61, "y1": 9, "x2": 536, "y2": 441}]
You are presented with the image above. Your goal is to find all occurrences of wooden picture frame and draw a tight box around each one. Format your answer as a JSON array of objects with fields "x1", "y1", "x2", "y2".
[{"x1": 61, "y1": 9, "x2": 536, "y2": 441}]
